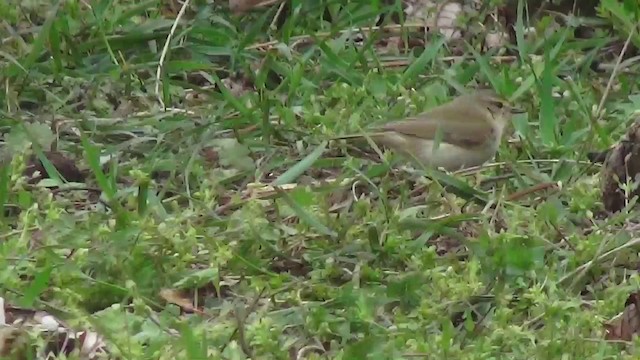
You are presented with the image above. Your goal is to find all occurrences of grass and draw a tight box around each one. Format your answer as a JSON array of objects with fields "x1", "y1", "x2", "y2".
[{"x1": 2, "y1": 0, "x2": 640, "y2": 359}]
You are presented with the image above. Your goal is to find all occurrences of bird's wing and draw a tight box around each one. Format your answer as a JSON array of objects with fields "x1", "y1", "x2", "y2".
[{"x1": 378, "y1": 113, "x2": 494, "y2": 148}]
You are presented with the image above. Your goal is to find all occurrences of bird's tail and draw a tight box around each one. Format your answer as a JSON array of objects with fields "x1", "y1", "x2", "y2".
[{"x1": 331, "y1": 132, "x2": 385, "y2": 142}]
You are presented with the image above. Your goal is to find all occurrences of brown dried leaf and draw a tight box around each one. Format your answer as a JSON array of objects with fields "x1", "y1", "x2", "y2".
[
  {"x1": 269, "y1": 256, "x2": 311, "y2": 277},
  {"x1": 605, "y1": 292, "x2": 640, "y2": 341},
  {"x1": 159, "y1": 288, "x2": 205, "y2": 315},
  {"x1": 200, "y1": 147, "x2": 220, "y2": 166},
  {"x1": 600, "y1": 118, "x2": 640, "y2": 212},
  {"x1": 24, "y1": 151, "x2": 85, "y2": 184},
  {"x1": 222, "y1": 75, "x2": 255, "y2": 97}
]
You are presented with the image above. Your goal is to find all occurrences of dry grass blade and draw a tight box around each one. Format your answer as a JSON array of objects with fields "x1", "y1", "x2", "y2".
[{"x1": 229, "y1": 0, "x2": 282, "y2": 14}]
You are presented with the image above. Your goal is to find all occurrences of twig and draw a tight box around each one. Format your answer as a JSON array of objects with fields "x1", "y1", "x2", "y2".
[
  {"x1": 245, "y1": 23, "x2": 425, "y2": 51},
  {"x1": 598, "y1": 55, "x2": 640, "y2": 72},
  {"x1": 296, "y1": 344, "x2": 325, "y2": 360},
  {"x1": 559, "y1": 237, "x2": 640, "y2": 286},
  {"x1": 379, "y1": 55, "x2": 520, "y2": 68},
  {"x1": 155, "y1": 0, "x2": 191, "y2": 109},
  {"x1": 0, "y1": 226, "x2": 38, "y2": 240},
  {"x1": 268, "y1": 1, "x2": 286, "y2": 30},
  {"x1": 595, "y1": 27, "x2": 635, "y2": 120},
  {"x1": 505, "y1": 182, "x2": 558, "y2": 201},
  {"x1": 234, "y1": 307, "x2": 253, "y2": 358},
  {"x1": 550, "y1": 221, "x2": 576, "y2": 252},
  {"x1": 49, "y1": 186, "x2": 102, "y2": 194},
  {"x1": 222, "y1": 287, "x2": 267, "y2": 355},
  {"x1": 454, "y1": 159, "x2": 596, "y2": 176},
  {"x1": 259, "y1": 0, "x2": 282, "y2": 6}
]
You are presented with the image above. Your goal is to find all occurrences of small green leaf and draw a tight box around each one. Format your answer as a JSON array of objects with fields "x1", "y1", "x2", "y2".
[
  {"x1": 290, "y1": 187, "x2": 315, "y2": 207},
  {"x1": 179, "y1": 322, "x2": 208, "y2": 360},
  {"x1": 24, "y1": 122, "x2": 55, "y2": 151},
  {"x1": 81, "y1": 133, "x2": 115, "y2": 200},
  {"x1": 368, "y1": 73, "x2": 388, "y2": 99},
  {"x1": 17, "y1": 190, "x2": 33, "y2": 208},
  {"x1": 344, "y1": 335, "x2": 383, "y2": 359},
  {"x1": 214, "y1": 138, "x2": 255, "y2": 172},
  {"x1": 512, "y1": 112, "x2": 529, "y2": 139},
  {"x1": 387, "y1": 273, "x2": 423, "y2": 309}
]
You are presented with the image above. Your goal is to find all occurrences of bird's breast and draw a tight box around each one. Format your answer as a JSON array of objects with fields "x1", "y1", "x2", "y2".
[{"x1": 418, "y1": 140, "x2": 497, "y2": 170}]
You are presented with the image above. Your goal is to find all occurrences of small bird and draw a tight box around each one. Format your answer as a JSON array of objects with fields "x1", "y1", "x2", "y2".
[{"x1": 335, "y1": 89, "x2": 524, "y2": 171}]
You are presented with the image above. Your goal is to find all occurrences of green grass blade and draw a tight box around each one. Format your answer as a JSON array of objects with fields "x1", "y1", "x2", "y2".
[
  {"x1": 137, "y1": 179, "x2": 149, "y2": 216},
  {"x1": 80, "y1": 132, "x2": 115, "y2": 200},
  {"x1": 466, "y1": 45, "x2": 500, "y2": 92},
  {"x1": 21, "y1": 266, "x2": 53, "y2": 308},
  {"x1": 20, "y1": 123, "x2": 64, "y2": 184},
  {"x1": 0, "y1": 164, "x2": 8, "y2": 224},
  {"x1": 515, "y1": 0, "x2": 528, "y2": 62},
  {"x1": 273, "y1": 141, "x2": 327, "y2": 186},
  {"x1": 275, "y1": 187, "x2": 337, "y2": 238},
  {"x1": 402, "y1": 36, "x2": 446, "y2": 86},
  {"x1": 539, "y1": 42, "x2": 558, "y2": 145},
  {"x1": 317, "y1": 41, "x2": 364, "y2": 86}
]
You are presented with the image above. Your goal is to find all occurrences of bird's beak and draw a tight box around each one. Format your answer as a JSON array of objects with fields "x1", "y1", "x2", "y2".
[{"x1": 509, "y1": 106, "x2": 526, "y2": 114}]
